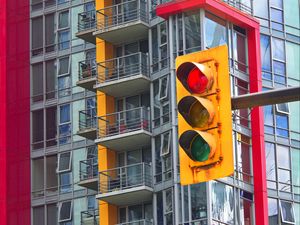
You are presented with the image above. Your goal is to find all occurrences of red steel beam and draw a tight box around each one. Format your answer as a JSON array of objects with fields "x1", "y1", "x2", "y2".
[{"x1": 157, "y1": 1, "x2": 268, "y2": 224}]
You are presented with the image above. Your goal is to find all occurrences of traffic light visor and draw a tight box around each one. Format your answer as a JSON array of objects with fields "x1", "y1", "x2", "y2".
[
  {"x1": 178, "y1": 96, "x2": 215, "y2": 128},
  {"x1": 179, "y1": 130, "x2": 216, "y2": 162},
  {"x1": 176, "y1": 62, "x2": 213, "y2": 94}
]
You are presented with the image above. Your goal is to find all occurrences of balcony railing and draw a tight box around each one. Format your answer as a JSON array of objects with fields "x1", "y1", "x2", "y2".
[
  {"x1": 222, "y1": 0, "x2": 252, "y2": 15},
  {"x1": 79, "y1": 58, "x2": 97, "y2": 81},
  {"x1": 99, "y1": 162, "x2": 152, "y2": 194},
  {"x1": 79, "y1": 109, "x2": 97, "y2": 131},
  {"x1": 80, "y1": 158, "x2": 98, "y2": 182},
  {"x1": 98, "y1": 107, "x2": 150, "y2": 139},
  {"x1": 81, "y1": 209, "x2": 99, "y2": 225},
  {"x1": 96, "y1": 0, "x2": 148, "y2": 32},
  {"x1": 116, "y1": 219, "x2": 153, "y2": 225},
  {"x1": 97, "y1": 52, "x2": 149, "y2": 84},
  {"x1": 78, "y1": 10, "x2": 96, "y2": 32}
]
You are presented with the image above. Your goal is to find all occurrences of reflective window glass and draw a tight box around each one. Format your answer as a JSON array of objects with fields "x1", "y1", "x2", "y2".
[
  {"x1": 205, "y1": 13, "x2": 226, "y2": 48},
  {"x1": 60, "y1": 104, "x2": 70, "y2": 123},
  {"x1": 280, "y1": 201, "x2": 295, "y2": 223},
  {"x1": 277, "y1": 145, "x2": 290, "y2": 169},
  {"x1": 191, "y1": 183, "x2": 207, "y2": 220},
  {"x1": 59, "y1": 201, "x2": 72, "y2": 221},
  {"x1": 58, "y1": 11, "x2": 69, "y2": 29},
  {"x1": 268, "y1": 198, "x2": 278, "y2": 225},
  {"x1": 260, "y1": 35, "x2": 271, "y2": 72},
  {"x1": 184, "y1": 11, "x2": 201, "y2": 53},
  {"x1": 272, "y1": 38, "x2": 285, "y2": 61},
  {"x1": 58, "y1": 30, "x2": 70, "y2": 50}
]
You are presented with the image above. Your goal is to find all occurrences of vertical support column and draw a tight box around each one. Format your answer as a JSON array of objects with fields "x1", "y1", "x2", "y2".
[{"x1": 248, "y1": 28, "x2": 268, "y2": 225}]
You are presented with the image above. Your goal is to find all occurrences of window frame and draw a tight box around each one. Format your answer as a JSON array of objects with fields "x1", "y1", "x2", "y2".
[
  {"x1": 57, "y1": 56, "x2": 71, "y2": 77},
  {"x1": 158, "y1": 75, "x2": 169, "y2": 101},
  {"x1": 276, "y1": 103, "x2": 289, "y2": 115},
  {"x1": 160, "y1": 131, "x2": 171, "y2": 157},
  {"x1": 58, "y1": 200, "x2": 73, "y2": 222},
  {"x1": 57, "y1": 151, "x2": 72, "y2": 173},
  {"x1": 279, "y1": 200, "x2": 296, "y2": 224}
]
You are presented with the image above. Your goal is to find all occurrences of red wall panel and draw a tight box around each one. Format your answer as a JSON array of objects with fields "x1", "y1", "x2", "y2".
[{"x1": 0, "y1": 0, "x2": 30, "y2": 224}]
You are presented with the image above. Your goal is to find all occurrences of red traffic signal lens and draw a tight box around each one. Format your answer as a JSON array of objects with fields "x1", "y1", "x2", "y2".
[
  {"x1": 191, "y1": 135, "x2": 210, "y2": 162},
  {"x1": 187, "y1": 67, "x2": 209, "y2": 94}
]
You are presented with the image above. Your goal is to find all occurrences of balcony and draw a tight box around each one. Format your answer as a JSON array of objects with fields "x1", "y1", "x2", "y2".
[
  {"x1": 81, "y1": 209, "x2": 99, "y2": 225},
  {"x1": 97, "y1": 163, "x2": 153, "y2": 206},
  {"x1": 76, "y1": 58, "x2": 97, "y2": 92},
  {"x1": 94, "y1": 0, "x2": 149, "y2": 44},
  {"x1": 76, "y1": 10, "x2": 96, "y2": 44},
  {"x1": 78, "y1": 159, "x2": 98, "y2": 191},
  {"x1": 116, "y1": 219, "x2": 153, "y2": 225},
  {"x1": 95, "y1": 52, "x2": 150, "y2": 97},
  {"x1": 95, "y1": 107, "x2": 151, "y2": 151},
  {"x1": 77, "y1": 109, "x2": 97, "y2": 140}
]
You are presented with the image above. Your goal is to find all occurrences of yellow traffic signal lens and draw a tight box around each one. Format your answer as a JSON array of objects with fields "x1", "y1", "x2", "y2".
[
  {"x1": 187, "y1": 67, "x2": 209, "y2": 94},
  {"x1": 189, "y1": 101, "x2": 210, "y2": 128},
  {"x1": 191, "y1": 135, "x2": 210, "y2": 162}
]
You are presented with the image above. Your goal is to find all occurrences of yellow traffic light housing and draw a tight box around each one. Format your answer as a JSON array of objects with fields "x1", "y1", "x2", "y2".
[{"x1": 176, "y1": 45, "x2": 233, "y2": 185}]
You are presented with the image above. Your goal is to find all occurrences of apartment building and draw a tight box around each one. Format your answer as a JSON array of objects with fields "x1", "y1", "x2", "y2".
[{"x1": 1, "y1": 0, "x2": 298, "y2": 224}]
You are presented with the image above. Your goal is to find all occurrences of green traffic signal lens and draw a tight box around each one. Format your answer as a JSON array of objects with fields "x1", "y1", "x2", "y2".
[
  {"x1": 189, "y1": 102, "x2": 210, "y2": 128},
  {"x1": 191, "y1": 135, "x2": 210, "y2": 162}
]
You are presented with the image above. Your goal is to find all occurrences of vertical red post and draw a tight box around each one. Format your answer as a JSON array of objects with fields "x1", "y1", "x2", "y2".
[
  {"x1": 0, "y1": 0, "x2": 31, "y2": 225},
  {"x1": 248, "y1": 28, "x2": 268, "y2": 225}
]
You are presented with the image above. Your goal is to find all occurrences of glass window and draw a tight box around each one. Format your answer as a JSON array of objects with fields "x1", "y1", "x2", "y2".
[
  {"x1": 280, "y1": 201, "x2": 295, "y2": 224},
  {"x1": 128, "y1": 205, "x2": 143, "y2": 221},
  {"x1": 46, "y1": 60, "x2": 56, "y2": 99},
  {"x1": 58, "y1": 56, "x2": 70, "y2": 76},
  {"x1": 212, "y1": 181, "x2": 234, "y2": 224},
  {"x1": 276, "y1": 103, "x2": 289, "y2": 114},
  {"x1": 268, "y1": 198, "x2": 278, "y2": 225},
  {"x1": 184, "y1": 11, "x2": 201, "y2": 53},
  {"x1": 58, "y1": 76, "x2": 71, "y2": 97},
  {"x1": 60, "y1": 172, "x2": 72, "y2": 193},
  {"x1": 260, "y1": 35, "x2": 271, "y2": 72},
  {"x1": 58, "y1": 152, "x2": 72, "y2": 172},
  {"x1": 265, "y1": 142, "x2": 276, "y2": 187},
  {"x1": 58, "y1": 11, "x2": 69, "y2": 29},
  {"x1": 272, "y1": 38, "x2": 285, "y2": 61},
  {"x1": 159, "y1": 76, "x2": 169, "y2": 101},
  {"x1": 205, "y1": 13, "x2": 226, "y2": 48},
  {"x1": 277, "y1": 145, "x2": 290, "y2": 169},
  {"x1": 32, "y1": 63, "x2": 44, "y2": 102},
  {"x1": 59, "y1": 201, "x2": 72, "y2": 222},
  {"x1": 157, "y1": 192, "x2": 163, "y2": 225},
  {"x1": 45, "y1": 13, "x2": 55, "y2": 51},
  {"x1": 273, "y1": 60, "x2": 286, "y2": 84},
  {"x1": 270, "y1": 8, "x2": 283, "y2": 31},
  {"x1": 32, "y1": 110, "x2": 44, "y2": 148},
  {"x1": 33, "y1": 206, "x2": 45, "y2": 225},
  {"x1": 270, "y1": 0, "x2": 282, "y2": 8},
  {"x1": 60, "y1": 104, "x2": 70, "y2": 123},
  {"x1": 47, "y1": 204, "x2": 57, "y2": 225},
  {"x1": 291, "y1": 148, "x2": 300, "y2": 194},
  {"x1": 286, "y1": 42, "x2": 300, "y2": 86},
  {"x1": 58, "y1": 30, "x2": 70, "y2": 50},
  {"x1": 276, "y1": 114, "x2": 288, "y2": 137},
  {"x1": 264, "y1": 105, "x2": 274, "y2": 134},
  {"x1": 161, "y1": 132, "x2": 171, "y2": 156},
  {"x1": 234, "y1": 28, "x2": 247, "y2": 73},
  {"x1": 46, "y1": 107, "x2": 57, "y2": 147},
  {"x1": 31, "y1": 17, "x2": 43, "y2": 51},
  {"x1": 191, "y1": 183, "x2": 207, "y2": 220},
  {"x1": 59, "y1": 123, "x2": 71, "y2": 144}
]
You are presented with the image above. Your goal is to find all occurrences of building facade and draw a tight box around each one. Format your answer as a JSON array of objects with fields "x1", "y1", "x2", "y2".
[{"x1": 28, "y1": 0, "x2": 299, "y2": 225}]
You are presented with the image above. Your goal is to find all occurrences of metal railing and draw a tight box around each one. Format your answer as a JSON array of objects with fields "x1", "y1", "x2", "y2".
[
  {"x1": 80, "y1": 158, "x2": 98, "y2": 181},
  {"x1": 98, "y1": 107, "x2": 151, "y2": 139},
  {"x1": 78, "y1": 10, "x2": 96, "y2": 32},
  {"x1": 116, "y1": 219, "x2": 153, "y2": 225},
  {"x1": 79, "y1": 109, "x2": 97, "y2": 131},
  {"x1": 97, "y1": 52, "x2": 149, "y2": 84},
  {"x1": 99, "y1": 162, "x2": 152, "y2": 194},
  {"x1": 81, "y1": 209, "x2": 99, "y2": 225},
  {"x1": 79, "y1": 58, "x2": 97, "y2": 81},
  {"x1": 222, "y1": 0, "x2": 252, "y2": 15},
  {"x1": 96, "y1": 0, "x2": 148, "y2": 32}
]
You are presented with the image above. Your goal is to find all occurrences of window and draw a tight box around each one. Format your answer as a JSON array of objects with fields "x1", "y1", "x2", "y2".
[
  {"x1": 268, "y1": 198, "x2": 278, "y2": 225},
  {"x1": 280, "y1": 201, "x2": 295, "y2": 224},
  {"x1": 58, "y1": 11, "x2": 69, "y2": 29},
  {"x1": 276, "y1": 103, "x2": 289, "y2": 114},
  {"x1": 58, "y1": 152, "x2": 72, "y2": 172},
  {"x1": 191, "y1": 183, "x2": 207, "y2": 220},
  {"x1": 58, "y1": 76, "x2": 71, "y2": 97},
  {"x1": 184, "y1": 11, "x2": 201, "y2": 53},
  {"x1": 58, "y1": 30, "x2": 70, "y2": 50},
  {"x1": 260, "y1": 35, "x2": 272, "y2": 81},
  {"x1": 58, "y1": 56, "x2": 70, "y2": 76},
  {"x1": 158, "y1": 76, "x2": 169, "y2": 101},
  {"x1": 33, "y1": 206, "x2": 45, "y2": 225},
  {"x1": 32, "y1": 110, "x2": 44, "y2": 149},
  {"x1": 32, "y1": 63, "x2": 44, "y2": 102},
  {"x1": 205, "y1": 13, "x2": 226, "y2": 48},
  {"x1": 270, "y1": 0, "x2": 284, "y2": 31},
  {"x1": 45, "y1": 13, "x2": 55, "y2": 52},
  {"x1": 59, "y1": 201, "x2": 72, "y2": 222},
  {"x1": 164, "y1": 189, "x2": 173, "y2": 224},
  {"x1": 31, "y1": 17, "x2": 43, "y2": 55},
  {"x1": 46, "y1": 60, "x2": 56, "y2": 99},
  {"x1": 161, "y1": 132, "x2": 171, "y2": 156},
  {"x1": 46, "y1": 107, "x2": 57, "y2": 147},
  {"x1": 59, "y1": 104, "x2": 71, "y2": 144}
]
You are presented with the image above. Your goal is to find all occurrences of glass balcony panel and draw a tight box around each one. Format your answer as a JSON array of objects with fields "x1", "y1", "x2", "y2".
[
  {"x1": 96, "y1": 53, "x2": 150, "y2": 97},
  {"x1": 98, "y1": 163, "x2": 153, "y2": 205},
  {"x1": 81, "y1": 209, "x2": 99, "y2": 225},
  {"x1": 95, "y1": 0, "x2": 149, "y2": 44},
  {"x1": 116, "y1": 219, "x2": 153, "y2": 225},
  {"x1": 77, "y1": 58, "x2": 97, "y2": 91},
  {"x1": 76, "y1": 10, "x2": 96, "y2": 44},
  {"x1": 77, "y1": 109, "x2": 97, "y2": 140}
]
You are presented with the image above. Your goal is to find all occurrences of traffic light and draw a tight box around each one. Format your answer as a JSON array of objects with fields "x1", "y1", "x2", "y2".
[{"x1": 176, "y1": 45, "x2": 233, "y2": 185}]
